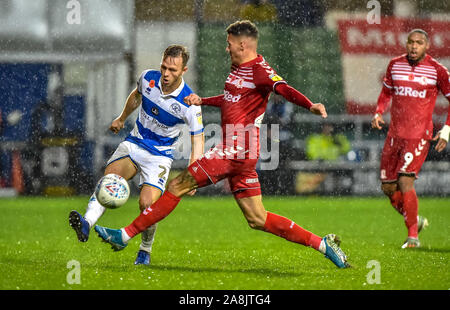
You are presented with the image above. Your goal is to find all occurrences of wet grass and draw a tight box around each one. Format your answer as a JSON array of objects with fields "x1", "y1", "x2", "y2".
[{"x1": 0, "y1": 196, "x2": 449, "y2": 290}]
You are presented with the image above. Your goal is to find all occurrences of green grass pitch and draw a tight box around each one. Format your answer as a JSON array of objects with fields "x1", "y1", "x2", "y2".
[{"x1": 0, "y1": 195, "x2": 449, "y2": 290}]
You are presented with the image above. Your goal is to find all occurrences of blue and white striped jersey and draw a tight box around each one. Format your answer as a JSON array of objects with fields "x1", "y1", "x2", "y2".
[{"x1": 125, "y1": 70, "x2": 204, "y2": 159}]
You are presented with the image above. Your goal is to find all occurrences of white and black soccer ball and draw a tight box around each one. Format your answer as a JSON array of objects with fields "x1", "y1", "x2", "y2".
[{"x1": 95, "y1": 174, "x2": 130, "y2": 209}]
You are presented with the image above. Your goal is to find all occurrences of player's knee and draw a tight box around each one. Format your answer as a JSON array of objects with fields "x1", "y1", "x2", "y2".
[
  {"x1": 139, "y1": 197, "x2": 152, "y2": 212},
  {"x1": 166, "y1": 178, "x2": 188, "y2": 197},
  {"x1": 381, "y1": 183, "x2": 397, "y2": 197},
  {"x1": 166, "y1": 178, "x2": 180, "y2": 194},
  {"x1": 166, "y1": 170, "x2": 196, "y2": 196},
  {"x1": 245, "y1": 216, "x2": 265, "y2": 231},
  {"x1": 247, "y1": 220, "x2": 263, "y2": 230}
]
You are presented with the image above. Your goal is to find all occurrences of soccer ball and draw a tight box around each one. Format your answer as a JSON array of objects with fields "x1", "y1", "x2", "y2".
[{"x1": 95, "y1": 174, "x2": 130, "y2": 209}]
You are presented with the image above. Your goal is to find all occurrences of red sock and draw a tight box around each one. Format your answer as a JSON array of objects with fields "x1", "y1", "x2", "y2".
[
  {"x1": 389, "y1": 190, "x2": 404, "y2": 215},
  {"x1": 124, "y1": 191, "x2": 181, "y2": 238},
  {"x1": 263, "y1": 212, "x2": 322, "y2": 250},
  {"x1": 402, "y1": 189, "x2": 418, "y2": 238}
]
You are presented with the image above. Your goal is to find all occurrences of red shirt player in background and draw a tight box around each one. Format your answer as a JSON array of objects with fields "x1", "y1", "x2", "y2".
[
  {"x1": 94, "y1": 20, "x2": 350, "y2": 268},
  {"x1": 372, "y1": 29, "x2": 450, "y2": 248}
]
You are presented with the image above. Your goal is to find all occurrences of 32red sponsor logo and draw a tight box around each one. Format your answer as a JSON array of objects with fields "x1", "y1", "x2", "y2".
[
  {"x1": 393, "y1": 86, "x2": 426, "y2": 98},
  {"x1": 224, "y1": 90, "x2": 241, "y2": 103}
]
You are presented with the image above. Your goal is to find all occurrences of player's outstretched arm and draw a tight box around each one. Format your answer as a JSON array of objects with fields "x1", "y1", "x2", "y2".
[
  {"x1": 274, "y1": 83, "x2": 326, "y2": 118},
  {"x1": 184, "y1": 93, "x2": 224, "y2": 107},
  {"x1": 110, "y1": 87, "x2": 141, "y2": 134},
  {"x1": 185, "y1": 133, "x2": 205, "y2": 196},
  {"x1": 189, "y1": 133, "x2": 205, "y2": 165}
]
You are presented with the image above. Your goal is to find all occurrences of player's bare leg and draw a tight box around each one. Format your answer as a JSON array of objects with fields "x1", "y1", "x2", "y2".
[
  {"x1": 69, "y1": 158, "x2": 137, "y2": 242},
  {"x1": 235, "y1": 195, "x2": 267, "y2": 230},
  {"x1": 104, "y1": 157, "x2": 138, "y2": 179},
  {"x1": 135, "y1": 185, "x2": 162, "y2": 265},
  {"x1": 381, "y1": 182, "x2": 404, "y2": 215},
  {"x1": 235, "y1": 195, "x2": 350, "y2": 268}
]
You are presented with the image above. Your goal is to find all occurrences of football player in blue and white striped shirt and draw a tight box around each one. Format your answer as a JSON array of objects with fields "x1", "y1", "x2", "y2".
[{"x1": 69, "y1": 45, "x2": 204, "y2": 265}]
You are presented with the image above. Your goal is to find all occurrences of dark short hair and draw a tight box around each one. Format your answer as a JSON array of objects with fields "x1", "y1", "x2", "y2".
[
  {"x1": 226, "y1": 20, "x2": 259, "y2": 39},
  {"x1": 163, "y1": 45, "x2": 189, "y2": 67},
  {"x1": 408, "y1": 29, "x2": 429, "y2": 42}
]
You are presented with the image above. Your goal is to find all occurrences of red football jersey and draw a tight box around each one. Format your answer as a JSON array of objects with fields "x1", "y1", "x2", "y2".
[
  {"x1": 376, "y1": 54, "x2": 450, "y2": 140},
  {"x1": 208, "y1": 54, "x2": 287, "y2": 158}
]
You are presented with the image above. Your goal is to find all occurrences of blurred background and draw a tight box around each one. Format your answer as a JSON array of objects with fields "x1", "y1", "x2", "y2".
[{"x1": 0, "y1": 0, "x2": 449, "y2": 198}]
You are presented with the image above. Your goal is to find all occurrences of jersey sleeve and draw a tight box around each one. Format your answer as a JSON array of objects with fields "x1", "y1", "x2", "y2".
[
  {"x1": 274, "y1": 83, "x2": 313, "y2": 110},
  {"x1": 184, "y1": 105, "x2": 204, "y2": 135},
  {"x1": 136, "y1": 70, "x2": 148, "y2": 94},
  {"x1": 437, "y1": 63, "x2": 450, "y2": 101},
  {"x1": 382, "y1": 60, "x2": 394, "y2": 90},
  {"x1": 375, "y1": 60, "x2": 394, "y2": 115},
  {"x1": 436, "y1": 63, "x2": 450, "y2": 126},
  {"x1": 253, "y1": 63, "x2": 287, "y2": 93},
  {"x1": 202, "y1": 94, "x2": 224, "y2": 107}
]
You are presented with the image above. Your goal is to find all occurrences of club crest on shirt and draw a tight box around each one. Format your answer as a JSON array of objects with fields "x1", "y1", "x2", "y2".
[
  {"x1": 419, "y1": 76, "x2": 428, "y2": 85},
  {"x1": 236, "y1": 78, "x2": 244, "y2": 88},
  {"x1": 151, "y1": 107, "x2": 159, "y2": 116},
  {"x1": 170, "y1": 103, "x2": 181, "y2": 114}
]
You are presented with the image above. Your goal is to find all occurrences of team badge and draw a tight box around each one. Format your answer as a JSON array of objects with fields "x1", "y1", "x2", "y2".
[
  {"x1": 408, "y1": 73, "x2": 414, "y2": 81},
  {"x1": 151, "y1": 107, "x2": 159, "y2": 115},
  {"x1": 170, "y1": 103, "x2": 181, "y2": 114},
  {"x1": 237, "y1": 78, "x2": 244, "y2": 88},
  {"x1": 419, "y1": 76, "x2": 428, "y2": 85}
]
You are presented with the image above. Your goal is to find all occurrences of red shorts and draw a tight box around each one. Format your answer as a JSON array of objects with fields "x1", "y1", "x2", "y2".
[
  {"x1": 380, "y1": 136, "x2": 430, "y2": 182},
  {"x1": 188, "y1": 145, "x2": 261, "y2": 199}
]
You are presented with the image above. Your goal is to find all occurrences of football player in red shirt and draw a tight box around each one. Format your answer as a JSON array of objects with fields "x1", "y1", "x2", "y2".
[
  {"x1": 372, "y1": 29, "x2": 450, "y2": 248},
  {"x1": 95, "y1": 20, "x2": 350, "y2": 268}
]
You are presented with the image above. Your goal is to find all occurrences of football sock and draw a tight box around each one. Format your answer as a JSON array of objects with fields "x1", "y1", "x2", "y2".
[
  {"x1": 402, "y1": 189, "x2": 419, "y2": 238},
  {"x1": 389, "y1": 190, "x2": 404, "y2": 215},
  {"x1": 263, "y1": 212, "x2": 322, "y2": 251},
  {"x1": 84, "y1": 193, "x2": 106, "y2": 229},
  {"x1": 124, "y1": 191, "x2": 181, "y2": 239},
  {"x1": 139, "y1": 224, "x2": 158, "y2": 253}
]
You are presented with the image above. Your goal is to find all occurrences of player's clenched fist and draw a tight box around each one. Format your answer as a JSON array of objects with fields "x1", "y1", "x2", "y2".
[
  {"x1": 110, "y1": 117, "x2": 125, "y2": 134},
  {"x1": 371, "y1": 113, "x2": 385, "y2": 130},
  {"x1": 184, "y1": 93, "x2": 202, "y2": 106},
  {"x1": 309, "y1": 103, "x2": 327, "y2": 118}
]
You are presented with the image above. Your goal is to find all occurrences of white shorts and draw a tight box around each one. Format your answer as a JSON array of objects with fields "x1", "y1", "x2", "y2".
[{"x1": 106, "y1": 141, "x2": 173, "y2": 193}]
